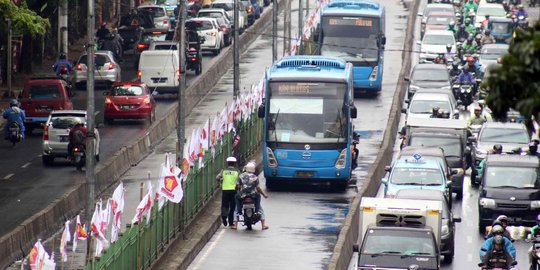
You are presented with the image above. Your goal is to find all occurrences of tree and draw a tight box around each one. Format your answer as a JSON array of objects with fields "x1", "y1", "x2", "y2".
[
  {"x1": 0, "y1": 0, "x2": 50, "y2": 36},
  {"x1": 485, "y1": 20, "x2": 540, "y2": 121}
]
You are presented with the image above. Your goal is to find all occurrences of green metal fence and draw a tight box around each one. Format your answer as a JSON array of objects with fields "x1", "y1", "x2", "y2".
[{"x1": 85, "y1": 112, "x2": 263, "y2": 270}]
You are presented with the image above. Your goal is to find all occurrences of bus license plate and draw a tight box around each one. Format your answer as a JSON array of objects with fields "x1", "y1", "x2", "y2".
[{"x1": 296, "y1": 171, "x2": 314, "y2": 178}]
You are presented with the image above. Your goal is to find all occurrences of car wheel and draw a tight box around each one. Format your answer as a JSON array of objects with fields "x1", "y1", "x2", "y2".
[
  {"x1": 42, "y1": 155, "x2": 54, "y2": 166},
  {"x1": 265, "y1": 178, "x2": 277, "y2": 190},
  {"x1": 471, "y1": 168, "x2": 478, "y2": 186},
  {"x1": 148, "y1": 110, "x2": 156, "y2": 123}
]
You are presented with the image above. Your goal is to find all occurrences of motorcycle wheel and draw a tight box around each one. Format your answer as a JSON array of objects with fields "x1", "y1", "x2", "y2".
[
  {"x1": 246, "y1": 219, "x2": 253, "y2": 230},
  {"x1": 195, "y1": 62, "x2": 202, "y2": 75}
]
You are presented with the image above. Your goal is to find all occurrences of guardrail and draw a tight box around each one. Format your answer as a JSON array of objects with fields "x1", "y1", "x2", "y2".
[{"x1": 85, "y1": 113, "x2": 263, "y2": 270}]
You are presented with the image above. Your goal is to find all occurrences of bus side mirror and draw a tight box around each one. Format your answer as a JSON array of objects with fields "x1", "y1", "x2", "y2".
[
  {"x1": 351, "y1": 106, "x2": 357, "y2": 119},
  {"x1": 381, "y1": 35, "x2": 386, "y2": 45},
  {"x1": 258, "y1": 105, "x2": 265, "y2": 118},
  {"x1": 353, "y1": 244, "x2": 359, "y2": 252}
]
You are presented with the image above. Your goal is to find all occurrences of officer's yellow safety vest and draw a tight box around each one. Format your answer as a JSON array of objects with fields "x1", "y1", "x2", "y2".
[{"x1": 222, "y1": 169, "x2": 238, "y2": 190}]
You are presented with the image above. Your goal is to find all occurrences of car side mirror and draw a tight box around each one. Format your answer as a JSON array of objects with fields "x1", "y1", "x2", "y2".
[
  {"x1": 468, "y1": 136, "x2": 477, "y2": 143},
  {"x1": 353, "y1": 244, "x2": 359, "y2": 252},
  {"x1": 353, "y1": 131, "x2": 360, "y2": 141},
  {"x1": 404, "y1": 99, "x2": 410, "y2": 104},
  {"x1": 417, "y1": 12, "x2": 424, "y2": 17},
  {"x1": 401, "y1": 108, "x2": 407, "y2": 114},
  {"x1": 404, "y1": 77, "x2": 410, "y2": 82},
  {"x1": 350, "y1": 106, "x2": 357, "y2": 119},
  {"x1": 453, "y1": 216, "x2": 462, "y2": 223},
  {"x1": 381, "y1": 36, "x2": 386, "y2": 45},
  {"x1": 102, "y1": 91, "x2": 110, "y2": 96},
  {"x1": 381, "y1": 178, "x2": 388, "y2": 185},
  {"x1": 384, "y1": 165, "x2": 391, "y2": 172},
  {"x1": 446, "y1": 181, "x2": 453, "y2": 188},
  {"x1": 257, "y1": 105, "x2": 265, "y2": 118}
]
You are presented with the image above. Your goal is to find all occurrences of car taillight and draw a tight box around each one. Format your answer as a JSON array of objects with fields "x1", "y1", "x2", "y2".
[
  {"x1": 43, "y1": 125, "x2": 49, "y2": 141},
  {"x1": 108, "y1": 63, "x2": 114, "y2": 70},
  {"x1": 220, "y1": 25, "x2": 228, "y2": 33},
  {"x1": 176, "y1": 70, "x2": 180, "y2": 77},
  {"x1": 137, "y1": 44, "x2": 149, "y2": 50},
  {"x1": 163, "y1": 18, "x2": 168, "y2": 24},
  {"x1": 105, "y1": 97, "x2": 113, "y2": 104},
  {"x1": 247, "y1": 6, "x2": 253, "y2": 13},
  {"x1": 191, "y1": 57, "x2": 197, "y2": 61},
  {"x1": 74, "y1": 147, "x2": 81, "y2": 152},
  {"x1": 137, "y1": 70, "x2": 142, "y2": 79},
  {"x1": 77, "y1": 64, "x2": 82, "y2": 71},
  {"x1": 143, "y1": 96, "x2": 151, "y2": 104}
]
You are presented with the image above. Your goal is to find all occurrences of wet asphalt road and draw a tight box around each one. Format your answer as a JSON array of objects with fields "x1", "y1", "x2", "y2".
[
  {"x1": 184, "y1": 0, "x2": 410, "y2": 269},
  {"x1": 0, "y1": 26, "x2": 240, "y2": 236}
]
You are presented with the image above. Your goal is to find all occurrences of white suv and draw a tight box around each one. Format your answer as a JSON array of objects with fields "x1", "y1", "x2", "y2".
[
  {"x1": 418, "y1": 30, "x2": 455, "y2": 63},
  {"x1": 138, "y1": 4, "x2": 170, "y2": 30},
  {"x1": 211, "y1": 0, "x2": 248, "y2": 32}
]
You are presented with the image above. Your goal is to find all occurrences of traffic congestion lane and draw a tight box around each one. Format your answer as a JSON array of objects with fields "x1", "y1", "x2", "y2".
[
  {"x1": 0, "y1": 22, "x2": 247, "y2": 237},
  {"x1": 186, "y1": 0, "x2": 410, "y2": 269}
]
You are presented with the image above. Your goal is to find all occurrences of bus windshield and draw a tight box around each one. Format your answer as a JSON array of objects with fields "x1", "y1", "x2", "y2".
[
  {"x1": 320, "y1": 16, "x2": 380, "y2": 65},
  {"x1": 267, "y1": 82, "x2": 347, "y2": 144}
]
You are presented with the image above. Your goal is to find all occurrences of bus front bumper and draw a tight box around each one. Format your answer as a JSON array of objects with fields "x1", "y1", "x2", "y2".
[
  {"x1": 264, "y1": 166, "x2": 350, "y2": 181},
  {"x1": 353, "y1": 80, "x2": 381, "y2": 93}
]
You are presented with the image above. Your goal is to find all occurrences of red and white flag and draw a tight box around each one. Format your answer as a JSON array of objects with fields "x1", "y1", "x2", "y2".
[
  {"x1": 110, "y1": 182, "x2": 124, "y2": 243},
  {"x1": 219, "y1": 105, "x2": 228, "y2": 138},
  {"x1": 72, "y1": 215, "x2": 87, "y2": 253},
  {"x1": 211, "y1": 113, "x2": 219, "y2": 147},
  {"x1": 181, "y1": 143, "x2": 190, "y2": 177},
  {"x1": 158, "y1": 154, "x2": 184, "y2": 203},
  {"x1": 91, "y1": 201, "x2": 109, "y2": 256},
  {"x1": 132, "y1": 183, "x2": 153, "y2": 224},
  {"x1": 29, "y1": 240, "x2": 55, "y2": 270},
  {"x1": 59, "y1": 221, "x2": 71, "y2": 262},
  {"x1": 189, "y1": 129, "x2": 199, "y2": 164},
  {"x1": 201, "y1": 119, "x2": 210, "y2": 152},
  {"x1": 101, "y1": 199, "x2": 111, "y2": 235}
]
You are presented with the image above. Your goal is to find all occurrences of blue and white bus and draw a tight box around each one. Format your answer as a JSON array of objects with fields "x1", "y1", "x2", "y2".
[
  {"x1": 316, "y1": 0, "x2": 386, "y2": 95},
  {"x1": 257, "y1": 56, "x2": 357, "y2": 190}
]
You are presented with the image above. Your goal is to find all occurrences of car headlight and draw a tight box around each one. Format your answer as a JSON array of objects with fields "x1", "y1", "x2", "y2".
[
  {"x1": 531, "y1": 201, "x2": 540, "y2": 209},
  {"x1": 475, "y1": 148, "x2": 487, "y2": 159},
  {"x1": 385, "y1": 189, "x2": 397, "y2": 198},
  {"x1": 479, "y1": 198, "x2": 496, "y2": 208},
  {"x1": 441, "y1": 224, "x2": 450, "y2": 237}
]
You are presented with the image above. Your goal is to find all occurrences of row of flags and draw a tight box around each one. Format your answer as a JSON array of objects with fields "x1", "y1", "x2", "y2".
[{"x1": 290, "y1": 0, "x2": 330, "y2": 55}]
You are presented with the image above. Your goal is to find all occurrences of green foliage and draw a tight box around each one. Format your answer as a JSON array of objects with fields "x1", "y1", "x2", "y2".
[
  {"x1": 485, "y1": 20, "x2": 540, "y2": 121},
  {"x1": 0, "y1": 0, "x2": 50, "y2": 36}
]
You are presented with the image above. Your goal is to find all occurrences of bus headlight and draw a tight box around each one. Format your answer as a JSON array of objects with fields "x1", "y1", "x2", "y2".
[
  {"x1": 335, "y1": 149, "x2": 347, "y2": 169},
  {"x1": 266, "y1": 147, "x2": 278, "y2": 168},
  {"x1": 369, "y1": 66, "x2": 378, "y2": 81}
]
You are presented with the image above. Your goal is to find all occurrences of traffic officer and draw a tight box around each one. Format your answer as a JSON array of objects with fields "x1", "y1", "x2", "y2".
[{"x1": 216, "y1": 156, "x2": 240, "y2": 228}]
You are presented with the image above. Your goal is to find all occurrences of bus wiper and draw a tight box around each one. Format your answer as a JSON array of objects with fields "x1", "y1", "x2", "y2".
[
  {"x1": 397, "y1": 182, "x2": 422, "y2": 185},
  {"x1": 371, "y1": 251, "x2": 402, "y2": 257},
  {"x1": 273, "y1": 109, "x2": 280, "y2": 147},
  {"x1": 337, "y1": 108, "x2": 343, "y2": 144},
  {"x1": 401, "y1": 252, "x2": 432, "y2": 258}
]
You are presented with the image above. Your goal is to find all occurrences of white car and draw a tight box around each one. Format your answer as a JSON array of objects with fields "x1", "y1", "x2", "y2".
[
  {"x1": 138, "y1": 4, "x2": 170, "y2": 30},
  {"x1": 74, "y1": 51, "x2": 122, "y2": 89},
  {"x1": 211, "y1": 0, "x2": 249, "y2": 32},
  {"x1": 403, "y1": 91, "x2": 458, "y2": 119},
  {"x1": 418, "y1": 30, "x2": 456, "y2": 63},
  {"x1": 418, "y1": 4, "x2": 456, "y2": 26},
  {"x1": 189, "y1": 18, "x2": 224, "y2": 55},
  {"x1": 474, "y1": 3, "x2": 507, "y2": 28},
  {"x1": 42, "y1": 110, "x2": 100, "y2": 165},
  {"x1": 478, "y1": 43, "x2": 508, "y2": 73}
]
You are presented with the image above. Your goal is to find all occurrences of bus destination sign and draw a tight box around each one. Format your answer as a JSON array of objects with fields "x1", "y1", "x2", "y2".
[{"x1": 328, "y1": 17, "x2": 373, "y2": 27}]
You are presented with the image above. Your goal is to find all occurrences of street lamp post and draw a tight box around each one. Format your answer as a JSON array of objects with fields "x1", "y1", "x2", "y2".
[
  {"x1": 7, "y1": 18, "x2": 12, "y2": 97},
  {"x1": 233, "y1": 0, "x2": 240, "y2": 98}
]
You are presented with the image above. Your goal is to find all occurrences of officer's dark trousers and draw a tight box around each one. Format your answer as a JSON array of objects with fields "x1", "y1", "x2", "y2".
[{"x1": 221, "y1": 190, "x2": 236, "y2": 226}]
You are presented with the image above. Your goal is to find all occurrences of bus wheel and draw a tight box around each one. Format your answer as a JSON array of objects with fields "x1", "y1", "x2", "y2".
[
  {"x1": 332, "y1": 181, "x2": 349, "y2": 192},
  {"x1": 265, "y1": 178, "x2": 277, "y2": 190}
]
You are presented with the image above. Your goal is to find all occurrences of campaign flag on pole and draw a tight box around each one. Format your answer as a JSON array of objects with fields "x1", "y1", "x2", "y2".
[
  {"x1": 59, "y1": 220, "x2": 71, "y2": 262},
  {"x1": 158, "y1": 157, "x2": 184, "y2": 203},
  {"x1": 145, "y1": 180, "x2": 153, "y2": 223},
  {"x1": 211, "y1": 113, "x2": 219, "y2": 147},
  {"x1": 29, "y1": 240, "x2": 46, "y2": 270},
  {"x1": 101, "y1": 199, "x2": 111, "y2": 236},
  {"x1": 110, "y1": 182, "x2": 124, "y2": 243},
  {"x1": 189, "y1": 129, "x2": 199, "y2": 163},
  {"x1": 132, "y1": 188, "x2": 152, "y2": 224},
  {"x1": 219, "y1": 105, "x2": 228, "y2": 138},
  {"x1": 181, "y1": 143, "x2": 190, "y2": 177},
  {"x1": 72, "y1": 215, "x2": 87, "y2": 253},
  {"x1": 201, "y1": 118, "x2": 209, "y2": 152},
  {"x1": 91, "y1": 201, "x2": 109, "y2": 256}
]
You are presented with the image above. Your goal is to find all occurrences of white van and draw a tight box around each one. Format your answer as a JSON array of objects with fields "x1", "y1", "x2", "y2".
[{"x1": 137, "y1": 50, "x2": 179, "y2": 94}]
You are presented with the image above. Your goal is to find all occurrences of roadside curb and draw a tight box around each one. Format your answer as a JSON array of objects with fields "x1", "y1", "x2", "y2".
[
  {"x1": 0, "y1": 2, "x2": 276, "y2": 268},
  {"x1": 326, "y1": 0, "x2": 420, "y2": 269}
]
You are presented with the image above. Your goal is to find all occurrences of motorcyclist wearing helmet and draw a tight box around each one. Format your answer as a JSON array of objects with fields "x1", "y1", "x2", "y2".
[
  {"x1": 449, "y1": 61, "x2": 461, "y2": 77},
  {"x1": 515, "y1": 4, "x2": 528, "y2": 19},
  {"x1": 444, "y1": 44, "x2": 455, "y2": 62},
  {"x1": 2, "y1": 99, "x2": 26, "y2": 140},
  {"x1": 96, "y1": 22, "x2": 110, "y2": 41},
  {"x1": 52, "y1": 52, "x2": 72, "y2": 77},
  {"x1": 457, "y1": 24, "x2": 470, "y2": 41},
  {"x1": 434, "y1": 53, "x2": 446, "y2": 64},
  {"x1": 458, "y1": 65, "x2": 475, "y2": 85},
  {"x1": 430, "y1": 106, "x2": 441, "y2": 118},
  {"x1": 481, "y1": 235, "x2": 516, "y2": 269},
  {"x1": 481, "y1": 225, "x2": 517, "y2": 260},
  {"x1": 481, "y1": 29, "x2": 496, "y2": 45},
  {"x1": 478, "y1": 144, "x2": 504, "y2": 179},
  {"x1": 447, "y1": 21, "x2": 458, "y2": 35},
  {"x1": 491, "y1": 216, "x2": 514, "y2": 240},
  {"x1": 466, "y1": 56, "x2": 481, "y2": 75},
  {"x1": 463, "y1": 36, "x2": 478, "y2": 54},
  {"x1": 100, "y1": 32, "x2": 122, "y2": 62},
  {"x1": 527, "y1": 214, "x2": 540, "y2": 269},
  {"x1": 468, "y1": 106, "x2": 487, "y2": 126},
  {"x1": 464, "y1": 0, "x2": 478, "y2": 15},
  {"x1": 234, "y1": 161, "x2": 269, "y2": 230},
  {"x1": 67, "y1": 118, "x2": 87, "y2": 160},
  {"x1": 464, "y1": 18, "x2": 477, "y2": 36},
  {"x1": 481, "y1": 14, "x2": 491, "y2": 29},
  {"x1": 527, "y1": 141, "x2": 540, "y2": 157}
]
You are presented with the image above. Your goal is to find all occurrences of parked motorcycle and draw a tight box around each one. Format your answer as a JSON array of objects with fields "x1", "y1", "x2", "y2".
[
  {"x1": 71, "y1": 144, "x2": 86, "y2": 171},
  {"x1": 239, "y1": 195, "x2": 261, "y2": 230},
  {"x1": 8, "y1": 122, "x2": 22, "y2": 146}
]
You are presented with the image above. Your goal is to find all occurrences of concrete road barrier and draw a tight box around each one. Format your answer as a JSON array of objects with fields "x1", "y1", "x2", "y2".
[
  {"x1": 327, "y1": 0, "x2": 421, "y2": 269},
  {"x1": 0, "y1": 3, "x2": 277, "y2": 269}
]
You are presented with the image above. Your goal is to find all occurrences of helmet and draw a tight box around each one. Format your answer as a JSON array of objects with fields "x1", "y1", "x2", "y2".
[
  {"x1": 536, "y1": 213, "x2": 540, "y2": 222},
  {"x1": 467, "y1": 57, "x2": 475, "y2": 65},
  {"x1": 245, "y1": 161, "x2": 256, "y2": 173},
  {"x1": 474, "y1": 106, "x2": 482, "y2": 112},
  {"x1": 72, "y1": 117, "x2": 83, "y2": 125},
  {"x1": 493, "y1": 235, "x2": 504, "y2": 246},
  {"x1": 432, "y1": 106, "x2": 440, "y2": 114},
  {"x1": 465, "y1": 18, "x2": 471, "y2": 24},
  {"x1": 9, "y1": 99, "x2": 19, "y2": 107},
  {"x1": 497, "y1": 215, "x2": 509, "y2": 224},
  {"x1": 467, "y1": 36, "x2": 474, "y2": 43},
  {"x1": 449, "y1": 21, "x2": 456, "y2": 26},
  {"x1": 59, "y1": 52, "x2": 66, "y2": 60},
  {"x1": 492, "y1": 224, "x2": 504, "y2": 235},
  {"x1": 446, "y1": 44, "x2": 452, "y2": 50},
  {"x1": 518, "y1": 4, "x2": 524, "y2": 9},
  {"x1": 493, "y1": 144, "x2": 503, "y2": 153},
  {"x1": 226, "y1": 156, "x2": 237, "y2": 163},
  {"x1": 462, "y1": 65, "x2": 470, "y2": 72},
  {"x1": 485, "y1": 29, "x2": 491, "y2": 35},
  {"x1": 529, "y1": 142, "x2": 538, "y2": 153},
  {"x1": 485, "y1": 14, "x2": 490, "y2": 18},
  {"x1": 452, "y1": 61, "x2": 459, "y2": 68},
  {"x1": 441, "y1": 110, "x2": 450, "y2": 118}
]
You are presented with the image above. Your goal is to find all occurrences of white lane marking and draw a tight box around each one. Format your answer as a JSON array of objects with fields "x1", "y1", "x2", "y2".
[
  {"x1": 190, "y1": 228, "x2": 226, "y2": 270},
  {"x1": 21, "y1": 162, "x2": 31, "y2": 168},
  {"x1": 467, "y1": 235, "x2": 472, "y2": 244},
  {"x1": 4, "y1": 173, "x2": 14, "y2": 180},
  {"x1": 37, "y1": 154, "x2": 42, "y2": 157},
  {"x1": 467, "y1": 254, "x2": 473, "y2": 262}
]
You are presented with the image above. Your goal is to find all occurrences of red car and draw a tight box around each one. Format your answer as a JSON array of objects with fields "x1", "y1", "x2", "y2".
[{"x1": 103, "y1": 82, "x2": 156, "y2": 124}]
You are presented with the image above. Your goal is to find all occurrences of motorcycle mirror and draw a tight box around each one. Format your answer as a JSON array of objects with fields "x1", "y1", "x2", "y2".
[
  {"x1": 350, "y1": 106, "x2": 357, "y2": 119},
  {"x1": 478, "y1": 263, "x2": 485, "y2": 267},
  {"x1": 453, "y1": 216, "x2": 462, "y2": 223},
  {"x1": 468, "y1": 136, "x2": 477, "y2": 143},
  {"x1": 384, "y1": 165, "x2": 391, "y2": 172}
]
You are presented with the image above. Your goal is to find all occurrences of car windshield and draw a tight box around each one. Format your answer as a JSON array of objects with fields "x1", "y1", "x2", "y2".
[
  {"x1": 423, "y1": 34, "x2": 454, "y2": 45},
  {"x1": 484, "y1": 166, "x2": 540, "y2": 188},
  {"x1": 390, "y1": 167, "x2": 443, "y2": 185},
  {"x1": 194, "y1": 20, "x2": 214, "y2": 30},
  {"x1": 427, "y1": 16, "x2": 452, "y2": 25},
  {"x1": 409, "y1": 100, "x2": 451, "y2": 114},
  {"x1": 111, "y1": 85, "x2": 145, "y2": 96},
  {"x1": 51, "y1": 116, "x2": 84, "y2": 129},
  {"x1": 425, "y1": 7, "x2": 453, "y2": 17},
  {"x1": 491, "y1": 22, "x2": 510, "y2": 33},
  {"x1": 199, "y1": 12, "x2": 224, "y2": 19},
  {"x1": 155, "y1": 0, "x2": 179, "y2": 5},
  {"x1": 138, "y1": 7, "x2": 166, "y2": 17},
  {"x1": 412, "y1": 68, "x2": 449, "y2": 81},
  {"x1": 267, "y1": 82, "x2": 347, "y2": 144},
  {"x1": 409, "y1": 136, "x2": 462, "y2": 157},
  {"x1": 28, "y1": 85, "x2": 60, "y2": 99},
  {"x1": 479, "y1": 127, "x2": 529, "y2": 144},
  {"x1": 362, "y1": 229, "x2": 436, "y2": 256},
  {"x1": 480, "y1": 47, "x2": 507, "y2": 60},
  {"x1": 477, "y1": 6, "x2": 506, "y2": 17},
  {"x1": 142, "y1": 33, "x2": 168, "y2": 43},
  {"x1": 212, "y1": 3, "x2": 233, "y2": 10}
]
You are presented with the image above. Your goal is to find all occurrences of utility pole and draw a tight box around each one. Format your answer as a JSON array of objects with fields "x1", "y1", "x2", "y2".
[
  {"x1": 59, "y1": 0, "x2": 69, "y2": 57},
  {"x1": 233, "y1": 0, "x2": 240, "y2": 98},
  {"x1": 85, "y1": 0, "x2": 96, "y2": 262},
  {"x1": 175, "y1": 0, "x2": 186, "y2": 166},
  {"x1": 285, "y1": 0, "x2": 292, "y2": 55},
  {"x1": 272, "y1": 0, "x2": 278, "y2": 62},
  {"x1": 7, "y1": 18, "x2": 12, "y2": 97},
  {"x1": 298, "y1": 0, "x2": 303, "y2": 54},
  {"x1": 282, "y1": 0, "x2": 288, "y2": 55}
]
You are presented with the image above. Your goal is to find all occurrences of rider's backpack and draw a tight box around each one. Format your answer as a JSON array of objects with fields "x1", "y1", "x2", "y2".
[{"x1": 73, "y1": 129, "x2": 85, "y2": 145}]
